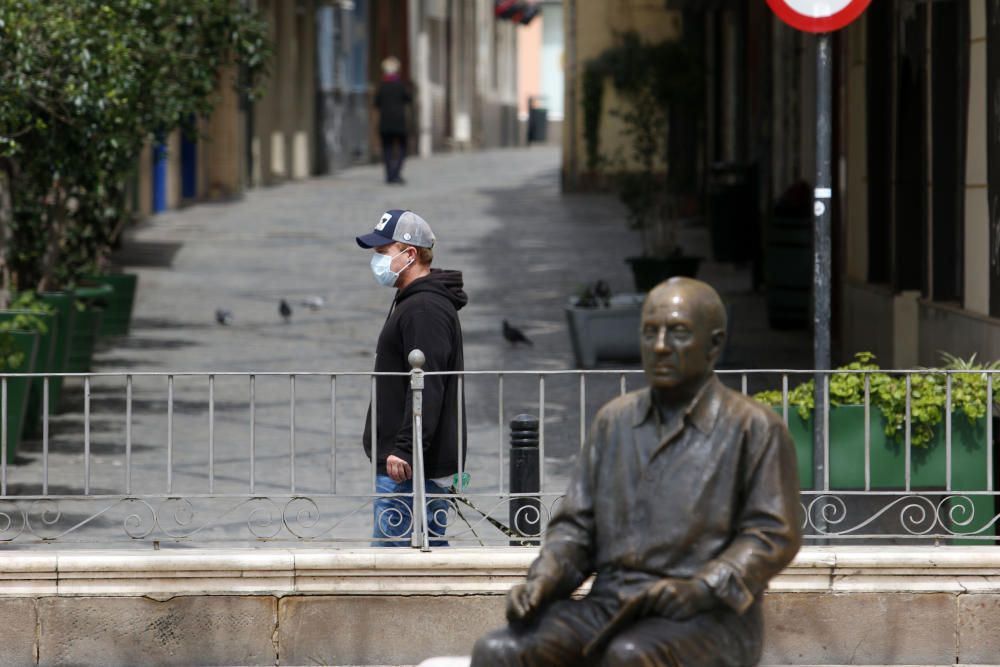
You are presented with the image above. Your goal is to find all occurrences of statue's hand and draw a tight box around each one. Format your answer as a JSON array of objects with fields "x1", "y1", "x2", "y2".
[
  {"x1": 506, "y1": 577, "x2": 555, "y2": 623},
  {"x1": 637, "y1": 577, "x2": 714, "y2": 620}
]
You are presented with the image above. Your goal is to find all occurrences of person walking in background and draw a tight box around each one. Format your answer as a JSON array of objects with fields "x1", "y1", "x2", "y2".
[
  {"x1": 374, "y1": 56, "x2": 412, "y2": 185},
  {"x1": 356, "y1": 209, "x2": 468, "y2": 546}
]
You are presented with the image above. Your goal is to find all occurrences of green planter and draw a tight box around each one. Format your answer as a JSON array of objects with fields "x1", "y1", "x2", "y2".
[
  {"x1": 0, "y1": 331, "x2": 39, "y2": 463},
  {"x1": 780, "y1": 405, "x2": 994, "y2": 541},
  {"x1": 83, "y1": 273, "x2": 137, "y2": 336},
  {"x1": 66, "y1": 308, "x2": 104, "y2": 373},
  {"x1": 0, "y1": 311, "x2": 58, "y2": 438},
  {"x1": 37, "y1": 292, "x2": 77, "y2": 414},
  {"x1": 68, "y1": 284, "x2": 112, "y2": 373}
]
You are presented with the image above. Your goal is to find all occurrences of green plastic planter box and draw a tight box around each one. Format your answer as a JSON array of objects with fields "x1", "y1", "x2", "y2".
[
  {"x1": 0, "y1": 331, "x2": 39, "y2": 463},
  {"x1": 0, "y1": 311, "x2": 58, "y2": 438},
  {"x1": 68, "y1": 284, "x2": 112, "y2": 373},
  {"x1": 780, "y1": 405, "x2": 994, "y2": 542},
  {"x1": 83, "y1": 273, "x2": 137, "y2": 336},
  {"x1": 37, "y1": 292, "x2": 77, "y2": 414}
]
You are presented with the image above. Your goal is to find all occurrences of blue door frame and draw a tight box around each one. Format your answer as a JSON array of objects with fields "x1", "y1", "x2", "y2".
[{"x1": 180, "y1": 129, "x2": 197, "y2": 200}]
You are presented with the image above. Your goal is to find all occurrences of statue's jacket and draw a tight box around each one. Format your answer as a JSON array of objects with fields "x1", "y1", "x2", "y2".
[{"x1": 531, "y1": 374, "x2": 803, "y2": 639}]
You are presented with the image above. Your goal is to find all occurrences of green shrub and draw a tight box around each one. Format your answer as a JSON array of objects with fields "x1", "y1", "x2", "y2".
[{"x1": 753, "y1": 352, "x2": 997, "y2": 448}]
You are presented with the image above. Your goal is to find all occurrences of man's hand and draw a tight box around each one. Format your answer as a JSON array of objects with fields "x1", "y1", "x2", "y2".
[
  {"x1": 506, "y1": 576, "x2": 557, "y2": 624},
  {"x1": 386, "y1": 454, "x2": 412, "y2": 482},
  {"x1": 637, "y1": 577, "x2": 715, "y2": 620}
]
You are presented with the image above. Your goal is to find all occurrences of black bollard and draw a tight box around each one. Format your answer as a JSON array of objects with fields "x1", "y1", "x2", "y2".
[{"x1": 509, "y1": 414, "x2": 541, "y2": 546}]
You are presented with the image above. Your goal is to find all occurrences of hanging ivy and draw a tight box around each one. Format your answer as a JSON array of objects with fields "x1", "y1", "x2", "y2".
[{"x1": 579, "y1": 31, "x2": 704, "y2": 176}]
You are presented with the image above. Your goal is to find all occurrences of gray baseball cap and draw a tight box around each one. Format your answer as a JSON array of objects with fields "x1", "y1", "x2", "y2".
[{"x1": 356, "y1": 209, "x2": 436, "y2": 249}]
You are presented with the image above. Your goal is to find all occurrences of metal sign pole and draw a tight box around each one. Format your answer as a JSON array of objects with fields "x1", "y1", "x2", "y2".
[{"x1": 813, "y1": 32, "x2": 833, "y2": 509}]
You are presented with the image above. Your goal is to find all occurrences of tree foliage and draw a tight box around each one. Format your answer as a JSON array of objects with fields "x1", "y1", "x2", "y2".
[{"x1": 0, "y1": 0, "x2": 271, "y2": 291}]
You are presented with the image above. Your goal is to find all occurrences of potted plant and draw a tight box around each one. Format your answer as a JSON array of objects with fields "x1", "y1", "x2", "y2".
[
  {"x1": 82, "y1": 272, "x2": 138, "y2": 337},
  {"x1": 67, "y1": 282, "x2": 113, "y2": 373},
  {"x1": 0, "y1": 325, "x2": 39, "y2": 462},
  {"x1": 754, "y1": 352, "x2": 996, "y2": 542},
  {"x1": 0, "y1": 292, "x2": 57, "y2": 437},
  {"x1": 582, "y1": 32, "x2": 704, "y2": 291},
  {"x1": 565, "y1": 281, "x2": 643, "y2": 369},
  {"x1": 35, "y1": 291, "x2": 77, "y2": 414}
]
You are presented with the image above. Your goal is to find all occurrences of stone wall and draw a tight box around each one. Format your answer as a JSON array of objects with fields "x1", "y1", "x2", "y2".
[{"x1": 2, "y1": 547, "x2": 999, "y2": 665}]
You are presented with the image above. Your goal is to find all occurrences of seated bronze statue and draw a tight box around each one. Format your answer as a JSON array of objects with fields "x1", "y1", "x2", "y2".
[{"x1": 472, "y1": 278, "x2": 802, "y2": 667}]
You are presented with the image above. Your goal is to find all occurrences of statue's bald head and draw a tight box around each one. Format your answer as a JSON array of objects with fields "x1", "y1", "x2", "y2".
[
  {"x1": 639, "y1": 277, "x2": 728, "y2": 391},
  {"x1": 645, "y1": 277, "x2": 727, "y2": 336}
]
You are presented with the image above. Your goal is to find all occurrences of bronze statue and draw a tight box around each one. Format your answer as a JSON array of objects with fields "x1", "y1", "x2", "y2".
[{"x1": 472, "y1": 277, "x2": 802, "y2": 666}]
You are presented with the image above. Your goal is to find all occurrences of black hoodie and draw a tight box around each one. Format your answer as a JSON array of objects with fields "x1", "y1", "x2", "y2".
[{"x1": 363, "y1": 269, "x2": 468, "y2": 479}]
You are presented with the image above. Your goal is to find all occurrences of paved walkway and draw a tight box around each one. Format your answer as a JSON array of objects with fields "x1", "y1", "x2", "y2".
[{"x1": 5, "y1": 146, "x2": 810, "y2": 546}]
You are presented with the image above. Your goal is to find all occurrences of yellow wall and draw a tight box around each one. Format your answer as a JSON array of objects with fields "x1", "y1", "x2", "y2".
[
  {"x1": 562, "y1": 0, "x2": 681, "y2": 187},
  {"x1": 201, "y1": 65, "x2": 245, "y2": 200},
  {"x1": 252, "y1": 0, "x2": 317, "y2": 186},
  {"x1": 137, "y1": 143, "x2": 152, "y2": 217}
]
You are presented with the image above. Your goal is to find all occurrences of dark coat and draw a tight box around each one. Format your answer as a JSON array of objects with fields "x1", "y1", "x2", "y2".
[
  {"x1": 374, "y1": 78, "x2": 412, "y2": 135},
  {"x1": 363, "y1": 269, "x2": 468, "y2": 480}
]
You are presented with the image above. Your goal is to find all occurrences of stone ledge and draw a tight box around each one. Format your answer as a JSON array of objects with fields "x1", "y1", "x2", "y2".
[{"x1": 0, "y1": 545, "x2": 999, "y2": 597}]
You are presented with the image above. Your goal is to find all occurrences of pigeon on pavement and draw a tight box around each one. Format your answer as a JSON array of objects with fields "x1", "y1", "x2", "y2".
[
  {"x1": 215, "y1": 308, "x2": 233, "y2": 326},
  {"x1": 503, "y1": 320, "x2": 533, "y2": 346},
  {"x1": 300, "y1": 296, "x2": 325, "y2": 311},
  {"x1": 279, "y1": 299, "x2": 292, "y2": 323}
]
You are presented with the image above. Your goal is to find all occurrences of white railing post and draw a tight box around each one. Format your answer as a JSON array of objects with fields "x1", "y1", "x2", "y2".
[{"x1": 409, "y1": 350, "x2": 430, "y2": 550}]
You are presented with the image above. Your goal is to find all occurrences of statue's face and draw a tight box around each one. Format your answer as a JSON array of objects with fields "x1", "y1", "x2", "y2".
[{"x1": 640, "y1": 286, "x2": 719, "y2": 392}]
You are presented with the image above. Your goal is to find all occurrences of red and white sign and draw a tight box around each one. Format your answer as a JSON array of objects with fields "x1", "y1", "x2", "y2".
[{"x1": 766, "y1": 0, "x2": 871, "y2": 33}]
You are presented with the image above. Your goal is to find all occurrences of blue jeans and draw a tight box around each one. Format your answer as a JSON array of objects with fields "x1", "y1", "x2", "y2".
[{"x1": 372, "y1": 474, "x2": 451, "y2": 547}]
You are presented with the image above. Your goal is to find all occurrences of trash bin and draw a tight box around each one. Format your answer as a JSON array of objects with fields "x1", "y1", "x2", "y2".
[
  {"x1": 526, "y1": 95, "x2": 548, "y2": 144},
  {"x1": 707, "y1": 163, "x2": 759, "y2": 263}
]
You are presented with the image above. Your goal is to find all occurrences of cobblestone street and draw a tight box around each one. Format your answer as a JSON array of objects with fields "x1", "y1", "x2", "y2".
[{"x1": 6, "y1": 146, "x2": 809, "y2": 546}]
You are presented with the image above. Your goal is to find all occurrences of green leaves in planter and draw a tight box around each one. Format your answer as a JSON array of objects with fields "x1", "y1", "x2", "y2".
[
  {"x1": 6, "y1": 291, "x2": 53, "y2": 335},
  {"x1": 753, "y1": 352, "x2": 890, "y2": 421},
  {"x1": 752, "y1": 352, "x2": 999, "y2": 449},
  {"x1": 0, "y1": 329, "x2": 25, "y2": 372}
]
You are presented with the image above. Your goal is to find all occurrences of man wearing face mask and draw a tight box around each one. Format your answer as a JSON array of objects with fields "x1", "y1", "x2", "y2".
[{"x1": 356, "y1": 209, "x2": 468, "y2": 546}]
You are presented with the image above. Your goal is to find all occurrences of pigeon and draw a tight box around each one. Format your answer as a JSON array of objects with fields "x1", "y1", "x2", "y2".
[
  {"x1": 279, "y1": 299, "x2": 292, "y2": 323},
  {"x1": 300, "y1": 295, "x2": 325, "y2": 311},
  {"x1": 593, "y1": 280, "x2": 612, "y2": 307},
  {"x1": 503, "y1": 320, "x2": 533, "y2": 346},
  {"x1": 215, "y1": 308, "x2": 233, "y2": 326},
  {"x1": 576, "y1": 284, "x2": 598, "y2": 308}
]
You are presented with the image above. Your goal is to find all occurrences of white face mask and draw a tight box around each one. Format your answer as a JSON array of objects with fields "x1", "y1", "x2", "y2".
[{"x1": 370, "y1": 249, "x2": 413, "y2": 287}]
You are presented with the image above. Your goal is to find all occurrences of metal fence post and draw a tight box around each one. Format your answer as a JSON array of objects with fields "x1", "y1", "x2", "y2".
[
  {"x1": 409, "y1": 350, "x2": 430, "y2": 550},
  {"x1": 510, "y1": 414, "x2": 541, "y2": 546}
]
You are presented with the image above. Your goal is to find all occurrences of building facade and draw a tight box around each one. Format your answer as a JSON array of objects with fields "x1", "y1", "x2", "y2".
[
  {"x1": 135, "y1": 0, "x2": 524, "y2": 217},
  {"x1": 517, "y1": 0, "x2": 564, "y2": 144},
  {"x1": 560, "y1": 0, "x2": 1000, "y2": 369}
]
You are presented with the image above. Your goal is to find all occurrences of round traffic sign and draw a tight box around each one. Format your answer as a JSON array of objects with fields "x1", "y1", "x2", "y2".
[{"x1": 766, "y1": 0, "x2": 871, "y2": 33}]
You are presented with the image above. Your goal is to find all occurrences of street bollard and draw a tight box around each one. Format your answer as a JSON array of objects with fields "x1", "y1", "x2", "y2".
[{"x1": 509, "y1": 414, "x2": 541, "y2": 546}]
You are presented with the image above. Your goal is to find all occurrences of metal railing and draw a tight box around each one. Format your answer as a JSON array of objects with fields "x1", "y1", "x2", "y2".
[{"x1": 0, "y1": 360, "x2": 997, "y2": 546}]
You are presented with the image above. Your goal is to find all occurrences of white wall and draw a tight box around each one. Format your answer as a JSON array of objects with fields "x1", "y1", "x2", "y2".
[{"x1": 540, "y1": 3, "x2": 565, "y2": 120}]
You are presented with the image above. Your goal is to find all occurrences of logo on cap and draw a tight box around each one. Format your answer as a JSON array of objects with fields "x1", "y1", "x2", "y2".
[{"x1": 375, "y1": 213, "x2": 392, "y2": 231}]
